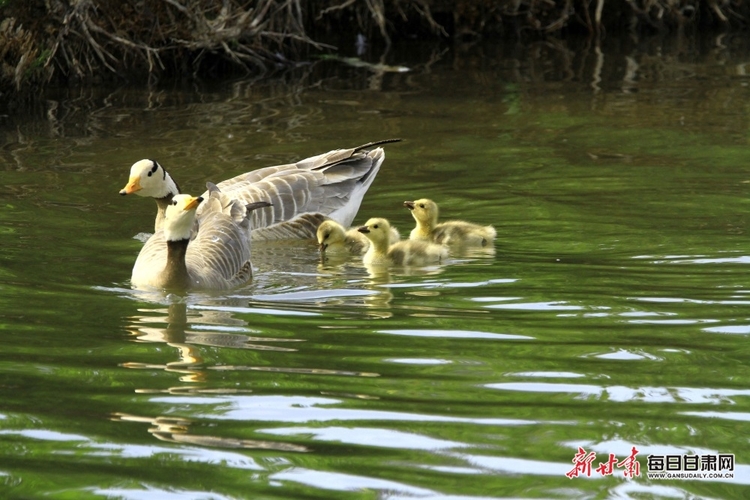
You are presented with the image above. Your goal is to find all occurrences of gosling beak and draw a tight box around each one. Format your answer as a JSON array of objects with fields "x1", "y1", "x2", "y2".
[
  {"x1": 404, "y1": 201, "x2": 415, "y2": 210},
  {"x1": 319, "y1": 243, "x2": 327, "y2": 252},
  {"x1": 119, "y1": 176, "x2": 142, "y2": 195},
  {"x1": 184, "y1": 196, "x2": 203, "y2": 211},
  {"x1": 357, "y1": 226, "x2": 370, "y2": 234}
]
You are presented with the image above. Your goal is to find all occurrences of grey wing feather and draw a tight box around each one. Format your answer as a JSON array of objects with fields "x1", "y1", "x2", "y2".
[
  {"x1": 131, "y1": 190, "x2": 268, "y2": 289},
  {"x1": 185, "y1": 211, "x2": 253, "y2": 289},
  {"x1": 196, "y1": 140, "x2": 398, "y2": 240}
]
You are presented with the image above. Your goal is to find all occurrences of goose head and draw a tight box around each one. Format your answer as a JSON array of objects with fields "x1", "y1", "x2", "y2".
[
  {"x1": 120, "y1": 159, "x2": 181, "y2": 199},
  {"x1": 317, "y1": 220, "x2": 346, "y2": 252},
  {"x1": 164, "y1": 194, "x2": 203, "y2": 241},
  {"x1": 357, "y1": 217, "x2": 392, "y2": 247},
  {"x1": 404, "y1": 198, "x2": 439, "y2": 226}
]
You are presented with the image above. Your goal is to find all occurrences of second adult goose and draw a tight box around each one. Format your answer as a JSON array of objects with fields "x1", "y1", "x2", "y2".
[
  {"x1": 317, "y1": 219, "x2": 401, "y2": 255},
  {"x1": 404, "y1": 198, "x2": 496, "y2": 247},
  {"x1": 357, "y1": 217, "x2": 448, "y2": 266},
  {"x1": 119, "y1": 139, "x2": 400, "y2": 240},
  {"x1": 130, "y1": 186, "x2": 271, "y2": 290}
]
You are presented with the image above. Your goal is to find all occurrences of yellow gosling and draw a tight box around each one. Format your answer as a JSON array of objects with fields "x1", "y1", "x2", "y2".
[
  {"x1": 317, "y1": 219, "x2": 400, "y2": 255},
  {"x1": 358, "y1": 217, "x2": 447, "y2": 266},
  {"x1": 404, "y1": 198, "x2": 496, "y2": 247}
]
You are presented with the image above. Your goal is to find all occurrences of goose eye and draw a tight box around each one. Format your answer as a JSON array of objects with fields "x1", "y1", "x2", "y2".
[
  {"x1": 147, "y1": 163, "x2": 159, "y2": 177},
  {"x1": 171, "y1": 200, "x2": 177, "y2": 205}
]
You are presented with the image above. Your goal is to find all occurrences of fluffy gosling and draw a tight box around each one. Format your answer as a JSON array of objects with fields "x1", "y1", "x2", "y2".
[
  {"x1": 317, "y1": 219, "x2": 400, "y2": 255},
  {"x1": 357, "y1": 217, "x2": 447, "y2": 266},
  {"x1": 404, "y1": 198, "x2": 496, "y2": 247}
]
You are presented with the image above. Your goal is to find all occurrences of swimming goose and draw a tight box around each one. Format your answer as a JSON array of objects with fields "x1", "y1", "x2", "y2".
[
  {"x1": 317, "y1": 219, "x2": 401, "y2": 255},
  {"x1": 357, "y1": 217, "x2": 448, "y2": 266},
  {"x1": 119, "y1": 139, "x2": 400, "y2": 240},
  {"x1": 130, "y1": 186, "x2": 271, "y2": 290},
  {"x1": 404, "y1": 199, "x2": 496, "y2": 247}
]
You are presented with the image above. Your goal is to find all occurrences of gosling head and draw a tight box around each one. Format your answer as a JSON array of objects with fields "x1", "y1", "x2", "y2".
[
  {"x1": 404, "y1": 198, "x2": 439, "y2": 226},
  {"x1": 119, "y1": 159, "x2": 181, "y2": 199},
  {"x1": 357, "y1": 217, "x2": 392, "y2": 246},
  {"x1": 163, "y1": 194, "x2": 203, "y2": 241},
  {"x1": 316, "y1": 220, "x2": 346, "y2": 252}
]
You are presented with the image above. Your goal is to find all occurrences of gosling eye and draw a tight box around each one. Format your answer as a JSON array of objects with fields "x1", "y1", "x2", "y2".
[
  {"x1": 324, "y1": 233, "x2": 330, "y2": 239},
  {"x1": 373, "y1": 224, "x2": 379, "y2": 229}
]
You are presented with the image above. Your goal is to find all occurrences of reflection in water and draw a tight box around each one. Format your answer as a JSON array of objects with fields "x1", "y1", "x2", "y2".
[
  {"x1": 118, "y1": 300, "x2": 310, "y2": 453},
  {"x1": 5, "y1": 33, "x2": 746, "y2": 176},
  {"x1": 112, "y1": 412, "x2": 307, "y2": 453},
  {"x1": 314, "y1": 248, "x2": 500, "y2": 320},
  {"x1": 123, "y1": 301, "x2": 304, "y2": 386}
]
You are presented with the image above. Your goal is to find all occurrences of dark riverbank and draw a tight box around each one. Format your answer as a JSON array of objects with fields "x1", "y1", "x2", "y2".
[{"x1": 2, "y1": 0, "x2": 749, "y2": 102}]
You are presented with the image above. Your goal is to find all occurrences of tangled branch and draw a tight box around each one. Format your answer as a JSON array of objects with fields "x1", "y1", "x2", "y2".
[{"x1": 1, "y1": 0, "x2": 748, "y2": 97}]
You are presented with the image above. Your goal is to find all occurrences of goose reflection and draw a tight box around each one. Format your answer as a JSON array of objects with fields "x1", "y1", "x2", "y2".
[
  {"x1": 313, "y1": 256, "x2": 455, "y2": 319},
  {"x1": 123, "y1": 300, "x2": 303, "y2": 387},
  {"x1": 111, "y1": 412, "x2": 308, "y2": 453}
]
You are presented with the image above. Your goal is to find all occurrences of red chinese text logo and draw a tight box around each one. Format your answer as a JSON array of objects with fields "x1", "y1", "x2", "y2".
[{"x1": 566, "y1": 446, "x2": 641, "y2": 478}]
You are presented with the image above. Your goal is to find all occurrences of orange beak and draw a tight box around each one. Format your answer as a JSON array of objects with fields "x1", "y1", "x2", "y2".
[
  {"x1": 119, "y1": 176, "x2": 142, "y2": 195},
  {"x1": 184, "y1": 196, "x2": 203, "y2": 211}
]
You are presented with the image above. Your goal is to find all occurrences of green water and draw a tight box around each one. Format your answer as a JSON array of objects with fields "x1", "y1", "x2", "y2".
[{"x1": 2, "y1": 38, "x2": 750, "y2": 498}]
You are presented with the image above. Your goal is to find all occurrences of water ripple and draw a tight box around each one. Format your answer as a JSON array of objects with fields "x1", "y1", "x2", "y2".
[
  {"x1": 637, "y1": 254, "x2": 750, "y2": 265},
  {"x1": 191, "y1": 304, "x2": 320, "y2": 317},
  {"x1": 149, "y1": 395, "x2": 547, "y2": 426},
  {"x1": 270, "y1": 467, "x2": 434, "y2": 496},
  {"x1": 487, "y1": 382, "x2": 750, "y2": 404},
  {"x1": 387, "y1": 358, "x2": 453, "y2": 365},
  {"x1": 91, "y1": 487, "x2": 240, "y2": 500},
  {"x1": 703, "y1": 325, "x2": 750, "y2": 335},
  {"x1": 379, "y1": 329, "x2": 533, "y2": 340},
  {"x1": 480, "y1": 301, "x2": 585, "y2": 311},
  {"x1": 250, "y1": 289, "x2": 377, "y2": 302},
  {"x1": 259, "y1": 426, "x2": 469, "y2": 450},
  {"x1": 681, "y1": 411, "x2": 750, "y2": 422}
]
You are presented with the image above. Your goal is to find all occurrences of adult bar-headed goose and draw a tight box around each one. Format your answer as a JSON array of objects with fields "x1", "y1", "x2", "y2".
[
  {"x1": 130, "y1": 186, "x2": 271, "y2": 290},
  {"x1": 357, "y1": 217, "x2": 447, "y2": 266},
  {"x1": 317, "y1": 219, "x2": 401, "y2": 255},
  {"x1": 120, "y1": 139, "x2": 400, "y2": 240},
  {"x1": 404, "y1": 198, "x2": 496, "y2": 247}
]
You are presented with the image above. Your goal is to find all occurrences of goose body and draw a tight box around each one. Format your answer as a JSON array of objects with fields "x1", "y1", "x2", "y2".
[
  {"x1": 120, "y1": 140, "x2": 400, "y2": 241},
  {"x1": 317, "y1": 219, "x2": 400, "y2": 255},
  {"x1": 130, "y1": 187, "x2": 270, "y2": 290},
  {"x1": 357, "y1": 217, "x2": 447, "y2": 266},
  {"x1": 404, "y1": 199, "x2": 496, "y2": 247}
]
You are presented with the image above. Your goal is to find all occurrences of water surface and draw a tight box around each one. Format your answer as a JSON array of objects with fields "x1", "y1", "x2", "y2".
[{"x1": 1, "y1": 36, "x2": 750, "y2": 498}]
